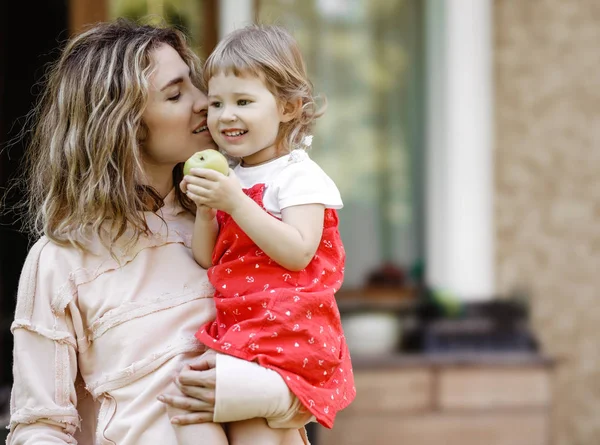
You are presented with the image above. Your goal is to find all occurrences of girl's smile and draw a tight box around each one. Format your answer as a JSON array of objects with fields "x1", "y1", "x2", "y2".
[
  {"x1": 221, "y1": 127, "x2": 249, "y2": 142},
  {"x1": 207, "y1": 72, "x2": 293, "y2": 166}
]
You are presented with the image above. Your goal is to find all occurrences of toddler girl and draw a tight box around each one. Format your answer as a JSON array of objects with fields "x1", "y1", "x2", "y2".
[{"x1": 180, "y1": 24, "x2": 355, "y2": 444}]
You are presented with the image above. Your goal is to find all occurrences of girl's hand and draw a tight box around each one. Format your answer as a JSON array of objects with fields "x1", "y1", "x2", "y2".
[
  {"x1": 196, "y1": 205, "x2": 217, "y2": 221},
  {"x1": 157, "y1": 350, "x2": 218, "y2": 424},
  {"x1": 180, "y1": 179, "x2": 216, "y2": 221},
  {"x1": 182, "y1": 168, "x2": 244, "y2": 215}
]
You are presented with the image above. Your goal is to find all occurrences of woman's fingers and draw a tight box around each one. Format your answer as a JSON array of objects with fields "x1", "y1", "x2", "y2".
[
  {"x1": 158, "y1": 392, "x2": 214, "y2": 412},
  {"x1": 177, "y1": 381, "x2": 216, "y2": 404},
  {"x1": 171, "y1": 411, "x2": 215, "y2": 425},
  {"x1": 178, "y1": 366, "x2": 217, "y2": 388},
  {"x1": 188, "y1": 349, "x2": 217, "y2": 371}
]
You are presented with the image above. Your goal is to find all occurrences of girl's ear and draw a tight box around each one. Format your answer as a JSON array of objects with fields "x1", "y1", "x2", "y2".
[{"x1": 280, "y1": 97, "x2": 302, "y2": 123}]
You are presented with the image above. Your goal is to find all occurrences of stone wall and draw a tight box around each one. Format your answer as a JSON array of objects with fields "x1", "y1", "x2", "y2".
[{"x1": 494, "y1": 1, "x2": 600, "y2": 444}]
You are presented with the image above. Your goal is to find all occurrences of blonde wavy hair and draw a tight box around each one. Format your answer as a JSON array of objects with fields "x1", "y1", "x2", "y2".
[
  {"x1": 203, "y1": 24, "x2": 326, "y2": 153},
  {"x1": 12, "y1": 18, "x2": 201, "y2": 252}
]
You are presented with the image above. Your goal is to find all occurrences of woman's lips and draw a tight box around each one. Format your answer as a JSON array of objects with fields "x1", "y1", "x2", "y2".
[{"x1": 193, "y1": 123, "x2": 208, "y2": 134}]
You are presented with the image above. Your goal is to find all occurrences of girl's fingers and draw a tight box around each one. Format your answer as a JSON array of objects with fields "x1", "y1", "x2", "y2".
[
  {"x1": 184, "y1": 176, "x2": 214, "y2": 189},
  {"x1": 188, "y1": 168, "x2": 223, "y2": 181},
  {"x1": 186, "y1": 184, "x2": 211, "y2": 199},
  {"x1": 184, "y1": 169, "x2": 222, "y2": 185},
  {"x1": 185, "y1": 192, "x2": 207, "y2": 206}
]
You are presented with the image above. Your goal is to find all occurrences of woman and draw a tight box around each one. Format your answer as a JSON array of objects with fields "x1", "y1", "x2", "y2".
[{"x1": 6, "y1": 18, "x2": 311, "y2": 444}]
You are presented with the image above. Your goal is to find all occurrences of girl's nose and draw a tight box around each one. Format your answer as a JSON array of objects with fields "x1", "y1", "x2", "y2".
[{"x1": 219, "y1": 105, "x2": 237, "y2": 122}]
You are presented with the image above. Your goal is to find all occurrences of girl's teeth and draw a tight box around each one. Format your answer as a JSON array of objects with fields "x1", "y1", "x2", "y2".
[{"x1": 225, "y1": 130, "x2": 246, "y2": 136}]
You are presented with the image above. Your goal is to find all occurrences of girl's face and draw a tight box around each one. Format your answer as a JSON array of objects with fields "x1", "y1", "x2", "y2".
[
  {"x1": 142, "y1": 44, "x2": 215, "y2": 171},
  {"x1": 207, "y1": 72, "x2": 292, "y2": 166}
]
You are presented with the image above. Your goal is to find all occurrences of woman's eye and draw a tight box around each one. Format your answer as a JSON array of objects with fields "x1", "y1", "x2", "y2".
[
  {"x1": 238, "y1": 99, "x2": 251, "y2": 106},
  {"x1": 168, "y1": 93, "x2": 181, "y2": 101}
]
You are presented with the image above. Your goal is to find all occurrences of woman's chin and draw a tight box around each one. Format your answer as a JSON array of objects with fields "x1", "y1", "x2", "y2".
[
  {"x1": 193, "y1": 131, "x2": 217, "y2": 150},
  {"x1": 198, "y1": 140, "x2": 218, "y2": 152},
  {"x1": 206, "y1": 141, "x2": 219, "y2": 151},
  {"x1": 184, "y1": 142, "x2": 217, "y2": 159}
]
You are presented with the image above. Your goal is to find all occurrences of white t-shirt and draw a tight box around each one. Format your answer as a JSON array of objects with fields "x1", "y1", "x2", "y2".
[{"x1": 233, "y1": 149, "x2": 343, "y2": 218}]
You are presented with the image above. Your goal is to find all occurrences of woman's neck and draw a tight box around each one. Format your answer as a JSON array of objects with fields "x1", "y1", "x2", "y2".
[{"x1": 142, "y1": 164, "x2": 174, "y2": 198}]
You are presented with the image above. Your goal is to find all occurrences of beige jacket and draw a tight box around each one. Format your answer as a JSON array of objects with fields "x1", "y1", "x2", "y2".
[{"x1": 7, "y1": 191, "x2": 310, "y2": 445}]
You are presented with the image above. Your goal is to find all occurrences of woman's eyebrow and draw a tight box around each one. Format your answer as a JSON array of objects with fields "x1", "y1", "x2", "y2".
[
  {"x1": 160, "y1": 77, "x2": 183, "y2": 91},
  {"x1": 160, "y1": 69, "x2": 192, "y2": 91}
]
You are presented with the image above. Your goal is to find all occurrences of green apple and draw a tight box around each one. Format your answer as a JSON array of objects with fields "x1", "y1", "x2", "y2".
[{"x1": 183, "y1": 149, "x2": 229, "y2": 176}]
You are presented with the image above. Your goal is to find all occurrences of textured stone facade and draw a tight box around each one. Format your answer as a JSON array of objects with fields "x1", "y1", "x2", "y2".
[{"x1": 495, "y1": 1, "x2": 600, "y2": 444}]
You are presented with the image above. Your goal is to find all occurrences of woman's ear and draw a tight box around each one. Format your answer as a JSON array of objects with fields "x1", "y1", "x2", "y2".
[
  {"x1": 280, "y1": 98, "x2": 302, "y2": 123},
  {"x1": 137, "y1": 121, "x2": 148, "y2": 144}
]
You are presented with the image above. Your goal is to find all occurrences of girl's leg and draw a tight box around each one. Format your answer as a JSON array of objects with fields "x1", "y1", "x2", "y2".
[
  {"x1": 228, "y1": 418, "x2": 301, "y2": 445},
  {"x1": 171, "y1": 421, "x2": 228, "y2": 445}
]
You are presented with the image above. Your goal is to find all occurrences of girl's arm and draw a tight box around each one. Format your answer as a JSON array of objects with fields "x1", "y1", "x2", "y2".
[
  {"x1": 181, "y1": 177, "x2": 219, "y2": 268},
  {"x1": 190, "y1": 208, "x2": 219, "y2": 268},
  {"x1": 182, "y1": 167, "x2": 325, "y2": 271},
  {"x1": 230, "y1": 195, "x2": 324, "y2": 271}
]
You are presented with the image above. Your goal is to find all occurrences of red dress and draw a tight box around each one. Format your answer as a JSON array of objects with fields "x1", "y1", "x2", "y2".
[{"x1": 195, "y1": 183, "x2": 355, "y2": 428}]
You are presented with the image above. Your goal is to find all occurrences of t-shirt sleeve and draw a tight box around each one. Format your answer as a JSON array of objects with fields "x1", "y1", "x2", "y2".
[{"x1": 274, "y1": 158, "x2": 343, "y2": 211}]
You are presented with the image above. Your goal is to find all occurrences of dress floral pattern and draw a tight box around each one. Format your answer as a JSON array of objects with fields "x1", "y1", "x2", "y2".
[{"x1": 195, "y1": 183, "x2": 356, "y2": 428}]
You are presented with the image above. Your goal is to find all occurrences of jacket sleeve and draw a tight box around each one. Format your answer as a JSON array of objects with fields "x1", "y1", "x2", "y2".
[
  {"x1": 213, "y1": 353, "x2": 314, "y2": 428},
  {"x1": 7, "y1": 239, "x2": 81, "y2": 445}
]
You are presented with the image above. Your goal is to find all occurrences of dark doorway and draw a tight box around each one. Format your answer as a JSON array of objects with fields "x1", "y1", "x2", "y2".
[{"x1": 0, "y1": 1, "x2": 69, "y2": 391}]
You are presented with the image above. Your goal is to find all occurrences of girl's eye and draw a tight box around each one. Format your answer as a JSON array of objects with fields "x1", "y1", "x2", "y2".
[
  {"x1": 168, "y1": 93, "x2": 181, "y2": 101},
  {"x1": 238, "y1": 99, "x2": 251, "y2": 106},
  {"x1": 210, "y1": 101, "x2": 222, "y2": 108}
]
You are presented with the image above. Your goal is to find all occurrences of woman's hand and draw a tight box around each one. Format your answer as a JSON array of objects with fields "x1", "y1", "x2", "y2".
[
  {"x1": 157, "y1": 349, "x2": 218, "y2": 425},
  {"x1": 182, "y1": 168, "x2": 245, "y2": 215}
]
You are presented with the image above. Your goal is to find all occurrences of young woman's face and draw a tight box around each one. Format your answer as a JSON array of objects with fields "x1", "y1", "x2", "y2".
[
  {"x1": 142, "y1": 44, "x2": 215, "y2": 169},
  {"x1": 207, "y1": 72, "x2": 289, "y2": 166}
]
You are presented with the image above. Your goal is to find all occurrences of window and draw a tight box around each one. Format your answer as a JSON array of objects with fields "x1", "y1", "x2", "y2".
[
  {"x1": 257, "y1": 0, "x2": 425, "y2": 289},
  {"x1": 109, "y1": 0, "x2": 213, "y2": 58}
]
